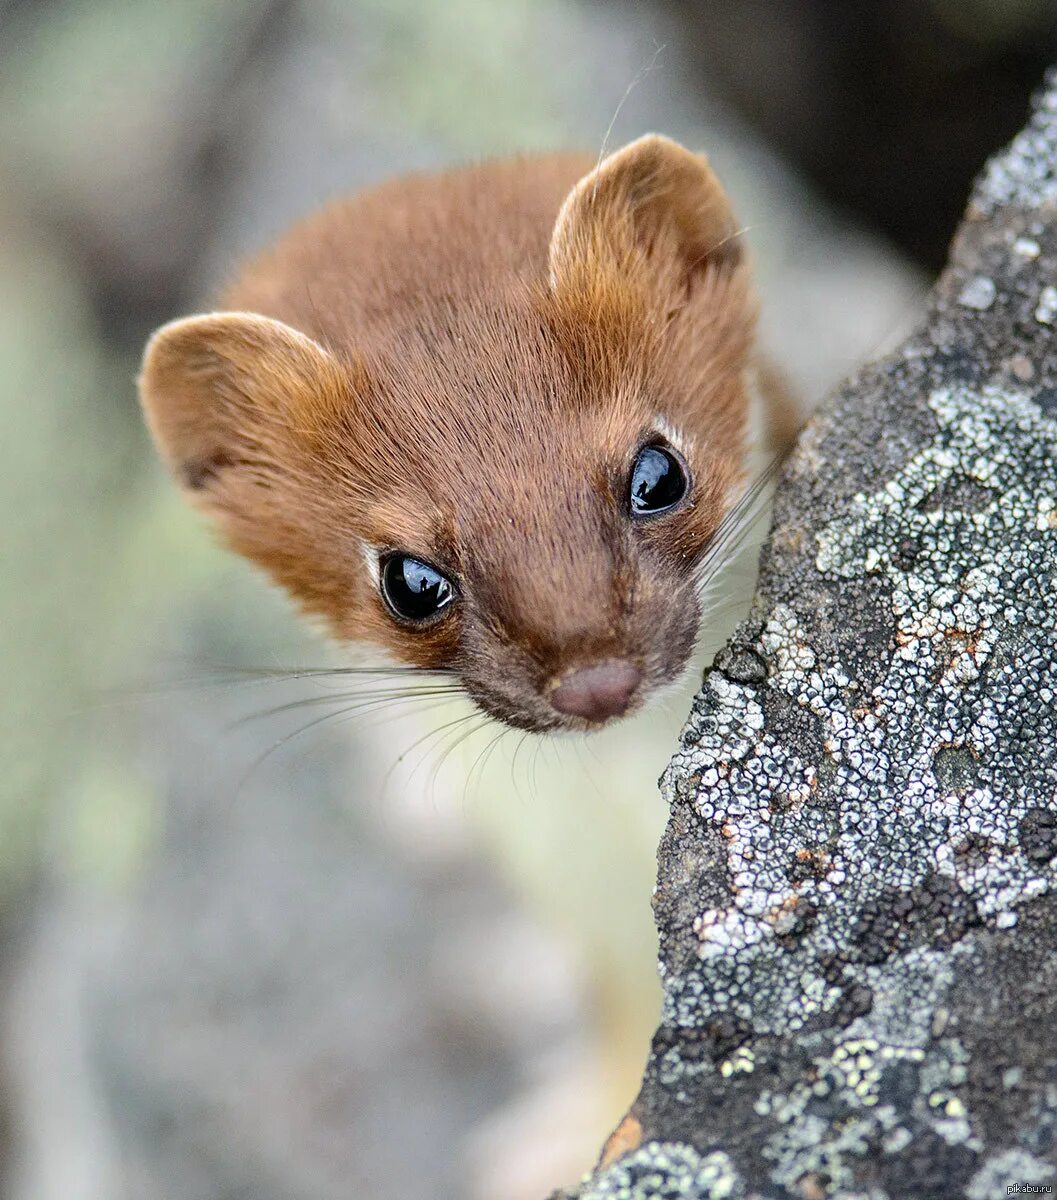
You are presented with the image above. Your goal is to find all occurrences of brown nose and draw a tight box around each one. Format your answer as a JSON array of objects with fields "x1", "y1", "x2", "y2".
[{"x1": 548, "y1": 659, "x2": 642, "y2": 723}]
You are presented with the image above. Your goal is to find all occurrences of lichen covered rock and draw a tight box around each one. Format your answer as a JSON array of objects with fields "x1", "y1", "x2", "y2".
[{"x1": 561, "y1": 70, "x2": 1057, "y2": 1200}]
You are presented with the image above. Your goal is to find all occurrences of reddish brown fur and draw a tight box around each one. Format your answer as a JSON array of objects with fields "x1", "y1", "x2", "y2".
[{"x1": 139, "y1": 137, "x2": 758, "y2": 732}]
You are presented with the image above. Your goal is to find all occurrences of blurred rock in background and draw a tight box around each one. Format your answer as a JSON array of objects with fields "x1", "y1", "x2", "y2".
[{"x1": 5, "y1": 0, "x2": 1036, "y2": 1195}]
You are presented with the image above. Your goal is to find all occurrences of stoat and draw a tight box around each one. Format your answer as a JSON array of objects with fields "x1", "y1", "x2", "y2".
[{"x1": 140, "y1": 135, "x2": 786, "y2": 733}]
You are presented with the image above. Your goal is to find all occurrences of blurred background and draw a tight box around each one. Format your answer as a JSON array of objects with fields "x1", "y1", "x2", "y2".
[{"x1": 1, "y1": 1, "x2": 1054, "y2": 1197}]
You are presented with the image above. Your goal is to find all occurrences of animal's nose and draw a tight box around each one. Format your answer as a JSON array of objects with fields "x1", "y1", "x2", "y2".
[{"x1": 548, "y1": 659, "x2": 642, "y2": 723}]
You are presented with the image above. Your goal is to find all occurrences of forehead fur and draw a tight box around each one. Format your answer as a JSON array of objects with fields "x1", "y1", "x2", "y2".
[
  {"x1": 223, "y1": 142, "x2": 754, "y2": 476},
  {"x1": 304, "y1": 260, "x2": 751, "y2": 523}
]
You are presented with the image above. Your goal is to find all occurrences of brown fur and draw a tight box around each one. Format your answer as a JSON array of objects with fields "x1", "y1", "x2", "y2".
[{"x1": 139, "y1": 136, "x2": 759, "y2": 732}]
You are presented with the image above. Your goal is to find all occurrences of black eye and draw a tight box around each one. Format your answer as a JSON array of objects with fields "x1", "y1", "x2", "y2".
[
  {"x1": 380, "y1": 554, "x2": 456, "y2": 623},
  {"x1": 628, "y1": 444, "x2": 688, "y2": 516}
]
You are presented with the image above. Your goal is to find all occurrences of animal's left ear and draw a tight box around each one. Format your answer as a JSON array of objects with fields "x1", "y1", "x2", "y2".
[{"x1": 548, "y1": 134, "x2": 742, "y2": 297}]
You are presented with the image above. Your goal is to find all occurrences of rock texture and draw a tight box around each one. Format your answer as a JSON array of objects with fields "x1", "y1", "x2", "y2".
[{"x1": 561, "y1": 71, "x2": 1057, "y2": 1200}]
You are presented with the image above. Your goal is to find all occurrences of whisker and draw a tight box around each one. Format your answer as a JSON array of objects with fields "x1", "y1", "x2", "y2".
[
  {"x1": 226, "y1": 684, "x2": 463, "y2": 730},
  {"x1": 227, "y1": 688, "x2": 465, "y2": 805},
  {"x1": 687, "y1": 224, "x2": 752, "y2": 275},
  {"x1": 351, "y1": 696, "x2": 461, "y2": 741},
  {"x1": 407, "y1": 713, "x2": 489, "y2": 802},
  {"x1": 99, "y1": 663, "x2": 455, "y2": 709},
  {"x1": 593, "y1": 40, "x2": 667, "y2": 189},
  {"x1": 694, "y1": 453, "x2": 785, "y2": 593},
  {"x1": 197, "y1": 663, "x2": 437, "y2": 678},
  {"x1": 529, "y1": 734, "x2": 546, "y2": 796},
  {"x1": 571, "y1": 738, "x2": 597, "y2": 805},
  {"x1": 463, "y1": 724, "x2": 511, "y2": 805},
  {"x1": 425, "y1": 714, "x2": 495, "y2": 804},
  {"x1": 230, "y1": 699, "x2": 376, "y2": 803},
  {"x1": 696, "y1": 502, "x2": 775, "y2": 599},
  {"x1": 509, "y1": 730, "x2": 533, "y2": 804},
  {"x1": 383, "y1": 710, "x2": 483, "y2": 794}
]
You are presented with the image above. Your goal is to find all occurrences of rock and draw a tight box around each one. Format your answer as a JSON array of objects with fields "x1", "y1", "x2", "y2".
[{"x1": 560, "y1": 69, "x2": 1057, "y2": 1199}]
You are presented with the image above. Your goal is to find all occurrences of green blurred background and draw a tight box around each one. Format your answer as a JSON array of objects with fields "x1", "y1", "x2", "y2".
[{"x1": 1, "y1": 1, "x2": 1053, "y2": 1196}]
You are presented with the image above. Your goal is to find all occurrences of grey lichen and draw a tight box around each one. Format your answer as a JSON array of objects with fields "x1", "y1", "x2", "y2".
[
  {"x1": 957, "y1": 275, "x2": 996, "y2": 310},
  {"x1": 576, "y1": 1145, "x2": 745, "y2": 1200},
  {"x1": 1035, "y1": 285, "x2": 1057, "y2": 325},
  {"x1": 972, "y1": 67, "x2": 1057, "y2": 218},
  {"x1": 559, "y1": 69, "x2": 1057, "y2": 1200},
  {"x1": 966, "y1": 1150, "x2": 1055, "y2": 1200}
]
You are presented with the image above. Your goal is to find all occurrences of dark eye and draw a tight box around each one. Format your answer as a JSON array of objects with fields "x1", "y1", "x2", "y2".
[
  {"x1": 380, "y1": 554, "x2": 456, "y2": 623},
  {"x1": 628, "y1": 444, "x2": 688, "y2": 516}
]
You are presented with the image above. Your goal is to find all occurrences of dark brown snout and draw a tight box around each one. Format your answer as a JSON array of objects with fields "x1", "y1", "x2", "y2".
[{"x1": 548, "y1": 659, "x2": 642, "y2": 723}]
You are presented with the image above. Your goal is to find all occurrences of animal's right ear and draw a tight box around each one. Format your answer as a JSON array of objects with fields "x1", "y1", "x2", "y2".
[{"x1": 138, "y1": 311, "x2": 347, "y2": 494}]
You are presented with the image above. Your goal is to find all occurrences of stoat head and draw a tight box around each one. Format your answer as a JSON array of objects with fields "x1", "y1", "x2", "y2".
[{"x1": 139, "y1": 135, "x2": 756, "y2": 732}]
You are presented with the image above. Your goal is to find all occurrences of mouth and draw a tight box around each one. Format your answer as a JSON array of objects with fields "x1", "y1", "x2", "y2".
[{"x1": 464, "y1": 660, "x2": 656, "y2": 735}]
